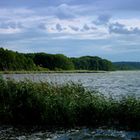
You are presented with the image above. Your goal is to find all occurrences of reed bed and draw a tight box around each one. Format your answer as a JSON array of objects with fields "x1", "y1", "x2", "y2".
[{"x1": 0, "y1": 77, "x2": 140, "y2": 130}]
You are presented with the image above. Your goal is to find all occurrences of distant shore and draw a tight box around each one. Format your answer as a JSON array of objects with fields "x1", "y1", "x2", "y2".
[
  {"x1": 0, "y1": 70, "x2": 107, "y2": 74},
  {"x1": 1, "y1": 70, "x2": 140, "y2": 74}
]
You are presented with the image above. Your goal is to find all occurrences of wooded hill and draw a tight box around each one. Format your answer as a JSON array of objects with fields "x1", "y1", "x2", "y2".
[
  {"x1": 113, "y1": 62, "x2": 140, "y2": 70},
  {"x1": 0, "y1": 48, "x2": 114, "y2": 71}
]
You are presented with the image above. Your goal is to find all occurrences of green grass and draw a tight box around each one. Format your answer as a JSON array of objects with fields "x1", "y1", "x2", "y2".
[{"x1": 0, "y1": 77, "x2": 140, "y2": 130}]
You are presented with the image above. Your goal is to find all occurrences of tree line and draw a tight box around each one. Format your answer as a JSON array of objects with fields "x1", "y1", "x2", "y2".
[
  {"x1": 0, "y1": 48, "x2": 114, "y2": 71},
  {"x1": 0, "y1": 48, "x2": 35, "y2": 71},
  {"x1": 113, "y1": 62, "x2": 140, "y2": 70}
]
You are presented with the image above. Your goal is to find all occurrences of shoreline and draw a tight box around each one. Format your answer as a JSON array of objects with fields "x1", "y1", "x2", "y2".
[
  {"x1": 0, "y1": 70, "x2": 108, "y2": 74},
  {"x1": 0, "y1": 125, "x2": 139, "y2": 139},
  {"x1": 1, "y1": 70, "x2": 140, "y2": 75}
]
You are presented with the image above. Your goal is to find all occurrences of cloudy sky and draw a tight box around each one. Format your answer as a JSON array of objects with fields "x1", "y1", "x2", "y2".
[{"x1": 0, "y1": 0, "x2": 140, "y2": 61}]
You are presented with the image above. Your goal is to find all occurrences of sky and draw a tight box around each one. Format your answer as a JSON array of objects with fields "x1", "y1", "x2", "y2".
[{"x1": 0, "y1": 0, "x2": 140, "y2": 61}]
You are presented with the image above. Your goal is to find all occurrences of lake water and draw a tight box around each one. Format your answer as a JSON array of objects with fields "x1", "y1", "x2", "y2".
[
  {"x1": 0, "y1": 126, "x2": 140, "y2": 140},
  {"x1": 3, "y1": 71, "x2": 140, "y2": 98},
  {"x1": 1, "y1": 71, "x2": 140, "y2": 139}
]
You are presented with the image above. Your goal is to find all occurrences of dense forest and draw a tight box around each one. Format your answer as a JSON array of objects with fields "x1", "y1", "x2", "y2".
[
  {"x1": 0, "y1": 48, "x2": 114, "y2": 71},
  {"x1": 0, "y1": 48, "x2": 35, "y2": 71},
  {"x1": 72, "y1": 56, "x2": 113, "y2": 71},
  {"x1": 25, "y1": 53, "x2": 74, "y2": 70},
  {"x1": 113, "y1": 62, "x2": 140, "y2": 70}
]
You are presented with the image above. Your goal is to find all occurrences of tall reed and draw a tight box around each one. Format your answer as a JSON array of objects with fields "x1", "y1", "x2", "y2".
[{"x1": 0, "y1": 77, "x2": 140, "y2": 130}]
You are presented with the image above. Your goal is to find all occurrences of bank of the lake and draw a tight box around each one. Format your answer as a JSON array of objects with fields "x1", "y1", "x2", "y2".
[{"x1": 0, "y1": 70, "x2": 107, "y2": 74}]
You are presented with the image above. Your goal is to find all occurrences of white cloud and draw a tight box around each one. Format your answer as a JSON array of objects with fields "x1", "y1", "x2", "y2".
[
  {"x1": 114, "y1": 18, "x2": 140, "y2": 28},
  {"x1": 0, "y1": 4, "x2": 140, "y2": 43},
  {"x1": 0, "y1": 28, "x2": 22, "y2": 34},
  {"x1": 55, "y1": 23, "x2": 63, "y2": 31},
  {"x1": 69, "y1": 25, "x2": 79, "y2": 31},
  {"x1": 93, "y1": 14, "x2": 111, "y2": 25},
  {"x1": 83, "y1": 24, "x2": 90, "y2": 31},
  {"x1": 109, "y1": 21, "x2": 140, "y2": 35}
]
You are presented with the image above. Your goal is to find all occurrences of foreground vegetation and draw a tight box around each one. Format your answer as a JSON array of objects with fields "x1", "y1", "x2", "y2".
[
  {"x1": 0, "y1": 77, "x2": 140, "y2": 130},
  {"x1": 0, "y1": 48, "x2": 114, "y2": 71}
]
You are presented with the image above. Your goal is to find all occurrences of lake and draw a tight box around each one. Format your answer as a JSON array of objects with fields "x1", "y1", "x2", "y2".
[
  {"x1": 2, "y1": 71, "x2": 140, "y2": 98},
  {"x1": 0, "y1": 126, "x2": 140, "y2": 140},
  {"x1": 1, "y1": 71, "x2": 140, "y2": 139}
]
